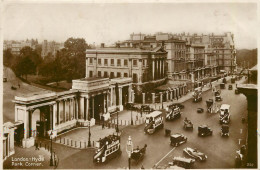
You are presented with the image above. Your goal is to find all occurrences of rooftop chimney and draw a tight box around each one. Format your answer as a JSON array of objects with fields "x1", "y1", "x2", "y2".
[{"x1": 101, "y1": 43, "x2": 105, "y2": 48}]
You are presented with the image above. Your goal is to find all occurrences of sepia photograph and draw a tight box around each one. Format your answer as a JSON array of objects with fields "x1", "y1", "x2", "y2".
[{"x1": 1, "y1": 0, "x2": 258, "y2": 169}]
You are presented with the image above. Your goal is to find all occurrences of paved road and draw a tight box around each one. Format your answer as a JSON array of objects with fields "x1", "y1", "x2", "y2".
[{"x1": 55, "y1": 80, "x2": 248, "y2": 169}]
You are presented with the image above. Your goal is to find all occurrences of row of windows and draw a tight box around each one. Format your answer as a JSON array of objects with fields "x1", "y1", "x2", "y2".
[
  {"x1": 88, "y1": 58, "x2": 147, "y2": 67},
  {"x1": 89, "y1": 71, "x2": 129, "y2": 78}
]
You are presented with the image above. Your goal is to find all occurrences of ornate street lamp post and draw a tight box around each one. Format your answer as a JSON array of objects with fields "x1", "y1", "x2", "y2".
[
  {"x1": 88, "y1": 121, "x2": 91, "y2": 147},
  {"x1": 130, "y1": 105, "x2": 133, "y2": 125},
  {"x1": 49, "y1": 130, "x2": 53, "y2": 166},
  {"x1": 126, "y1": 136, "x2": 133, "y2": 169}
]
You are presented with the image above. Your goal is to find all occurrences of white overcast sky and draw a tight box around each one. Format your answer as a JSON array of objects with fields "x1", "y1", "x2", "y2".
[{"x1": 2, "y1": 1, "x2": 258, "y2": 49}]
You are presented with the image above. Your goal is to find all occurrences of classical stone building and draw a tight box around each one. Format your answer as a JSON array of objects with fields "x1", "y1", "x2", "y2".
[
  {"x1": 13, "y1": 76, "x2": 133, "y2": 148},
  {"x1": 119, "y1": 32, "x2": 235, "y2": 82},
  {"x1": 85, "y1": 44, "x2": 168, "y2": 96}
]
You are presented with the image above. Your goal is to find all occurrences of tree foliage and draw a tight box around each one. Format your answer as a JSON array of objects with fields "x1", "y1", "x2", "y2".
[
  {"x1": 3, "y1": 49, "x2": 14, "y2": 67},
  {"x1": 59, "y1": 37, "x2": 90, "y2": 82}
]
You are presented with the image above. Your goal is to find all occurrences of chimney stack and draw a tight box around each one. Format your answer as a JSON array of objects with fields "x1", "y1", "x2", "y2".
[{"x1": 101, "y1": 43, "x2": 105, "y2": 48}]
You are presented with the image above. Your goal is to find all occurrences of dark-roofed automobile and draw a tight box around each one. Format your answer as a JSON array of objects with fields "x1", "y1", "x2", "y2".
[
  {"x1": 170, "y1": 133, "x2": 187, "y2": 147},
  {"x1": 198, "y1": 125, "x2": 213, "y2": 137}
]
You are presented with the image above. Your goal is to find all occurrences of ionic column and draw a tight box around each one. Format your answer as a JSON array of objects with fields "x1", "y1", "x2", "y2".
[
  {"x1": 69, "y1": 99, "x2": 71, "y2": 121},
  {"x1": 119, "y1": 87, "x2": 122, "y2": 106},
  {"x1": 56, "y1": 101, "x2": 60, "y2": 125},
  {"x1": 74, "y1": 97, "x2": 78, "y2": 120},
  {"x1": 161, "y1": 60, "x2": 164, "y2": 78},
  {"x1": 157, "y1": 59, "x2": 159, "y2": 79},
  {"x1": 28, "y1": 109, "x2": 33, "y2": 138},
  {"x1": 24, "y1": 110, "x2": 29, "y2": 139},
  {"x1": 92, "y1": 96, "x2": 95, "y2": 118},
  {"x1": 142, "y1": 93, "x2": 145, "y2": 104},
  {"x1": 103, "y1": 92, "x2": 106, "y2": 113},
  {"x1": 50, "y1": 105, "x2": 53, "y2": 130},
  {"x1": 166, "y1": 91, "x2": 169, "y2": 101},
  {"x1": 110, "y1": 87, "x2": 113, "y2": 106},
  {"x1": 53, "y1": 103, "x2": 56, "y2": 130},
  {"x1": 86, "y1": 97, "x2": 89, "y2": 120},
  {"x1": 106, "y1": 92, "x2": 109, "y2": 112},
  {"x1": 152, "y1": 93, "x2": 155, "y2": 104},
  {"x1": 158, "y1": 60, "x2": 162, "y2": 79},
  {"x1": 159, "y1": 92, "x2": 163, "y2": 103},
  {"x1": 170, "y1": 90, "x2": 173, "y2": 100},
  {"x1": 63, "y1": 99, "x2": 66, "y2": 123},
  {"x1": 128, "y1": 85, "x2": 132, "y2": 103},
  {"x1": 131, "y1": 90, "x2": 135, "y2": 103},
  {"x1": 152, "y1": 59, "x2": 155, "y2": 80}
]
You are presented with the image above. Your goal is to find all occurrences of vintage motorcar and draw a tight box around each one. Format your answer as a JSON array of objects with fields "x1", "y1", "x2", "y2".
[
  {"x1": 130, "y1": 144, "x2": 147, "y2": 163},
  {"x1": 228, "y1": 85, "x2": 233, "y2": 90},
  {"x1": 198, "y1": 125, "x2": 213, "y2": 137},
  {"x1": 183, "y1": 147, "x2": 207, "y2": 161},
  {"x1": 192, "y1": 89, "x2": 202, "y2": 102},
  {"x1": 125, "y1": 103, "x2": 135, "y2": 110},
  {"x1": 231, "y1": 77, "x2": 236, "y2": 84},
  {"x1": 169, "y1": 157, "x2": 195, "y2": 169},
  {"x1": 215, "y1": 95, "x2": 222, "y2": 101},
  {"x1": 170, "y1": 133, "x2": 187, "y2": 147},
  {"x1": 206, "y1": 99, "x2": 214, "y2": 113},
  {"x1": 166, "y1": 107, "x2": 181, "y2": 121},
  {"x1": 197, "y1": 108, "x2": 204, "y2": 113},
  {"x1": 220, "y1": 83, "x2": 225, "y2": 89},
  {"x1": 183, "y1": 119, "x2": 193, "y2": 130},
  {"x1": 222, "y1": 77, "x2": 227, "y2": 84},
  {"x1": 214, "y1": 91, "x2": 222, "y2": 101},
  {"x1": 221, "y1": 124, "x2": 229, "y2": 137},
  {"x1": 219, "y1": 104, "x2": 231, "y2": 124},
  {"x1": 168, "y1": 103, "x2": 185, "y2": 110}
]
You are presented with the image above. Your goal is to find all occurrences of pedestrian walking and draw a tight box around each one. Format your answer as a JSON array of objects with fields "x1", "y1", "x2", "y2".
[
  {"x1": 18, "y1": 83, "x2": 20, "y2": 88},
  {"x1": 35, "y1": 141, "x2": 39, "y2": 150}
]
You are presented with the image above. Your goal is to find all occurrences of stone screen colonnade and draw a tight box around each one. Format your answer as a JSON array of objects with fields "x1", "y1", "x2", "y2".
[{"x1": 13, "y1": 77, "x2": 133, "y2": 148}]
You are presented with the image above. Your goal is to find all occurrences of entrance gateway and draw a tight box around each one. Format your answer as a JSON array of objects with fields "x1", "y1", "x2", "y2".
[{"x1": 13, "y1": 77, "x2": 133, "y2": 148}]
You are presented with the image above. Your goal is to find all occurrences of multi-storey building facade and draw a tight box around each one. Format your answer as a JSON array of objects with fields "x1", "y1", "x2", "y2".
[
  {"x1": 85, "y1": 44, "x2": 167, "y2": 96},
  {"x1": 120, "y1": 32, "x2": 235, "y2": 84}
]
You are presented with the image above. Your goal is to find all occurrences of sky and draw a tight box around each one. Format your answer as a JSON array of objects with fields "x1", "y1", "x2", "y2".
[{"x1": 2, "y1": 1, "x2": 258, "y2": 49}]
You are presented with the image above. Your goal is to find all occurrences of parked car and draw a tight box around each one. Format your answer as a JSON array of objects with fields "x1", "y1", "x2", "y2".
[
  {"x1": 183, "y1": 147, "x2": 207, "y2": 161},
  {"x1": 198, "y1": 125, "x2": 213, "y2": 137},
  {"x1": 170, "y1": 134, "x2": 187, "y2": 147},
  {"x1": 228, "y1": 85, "x2": 233, "y2": 90}
]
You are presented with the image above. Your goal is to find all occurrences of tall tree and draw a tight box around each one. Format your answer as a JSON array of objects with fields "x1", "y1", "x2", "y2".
[
  {"x1": 3, "y1": 49, "x2": 14, "y2": 67},
  {"x1": 61, "y1": 37, "x2": 90, "y2": 82}
]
